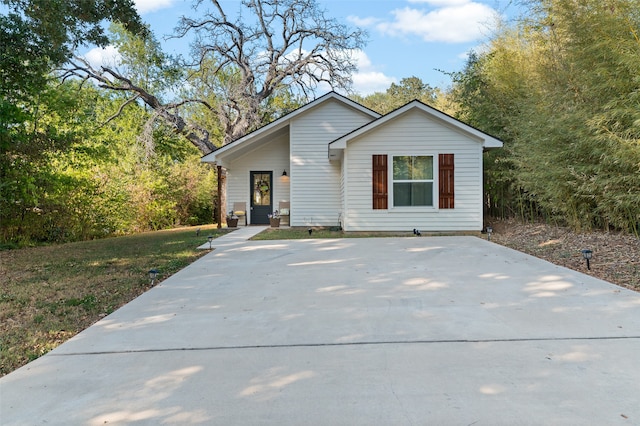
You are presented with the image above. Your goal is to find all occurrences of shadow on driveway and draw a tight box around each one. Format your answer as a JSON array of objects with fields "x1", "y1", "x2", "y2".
[{"x1": 2, "y1": 236, "x2": 640, "y2": 424}]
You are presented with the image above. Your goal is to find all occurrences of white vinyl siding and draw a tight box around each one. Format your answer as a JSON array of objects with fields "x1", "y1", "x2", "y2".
[
  {"x1": 343, "y1": 109, "x2": 483, "y2": 231},
  {"x1": 289, "y1": 99, "x2": 373, "y2": 227},
  {"x1": 226, "y1": 131, "x2": 290, "y2": 224}
]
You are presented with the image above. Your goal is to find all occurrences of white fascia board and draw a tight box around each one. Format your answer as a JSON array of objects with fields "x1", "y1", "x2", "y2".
[{"x1": 201, "y1": 151, "x2": 217, "y2": 163}]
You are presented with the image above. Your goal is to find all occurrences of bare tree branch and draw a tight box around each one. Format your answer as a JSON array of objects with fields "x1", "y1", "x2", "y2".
[
  {"x1": 174, "y1": 0, "x2": 366, "y2": 143},
  {"x1": 63, "y1": 56, "x2": 217, "y2": 154},
  {"x1": 62, "y1": 0, "x2": 365, "y2": 149},
  {"x1": 102, "y1": 95, "x2": 140, "y2": 126}
]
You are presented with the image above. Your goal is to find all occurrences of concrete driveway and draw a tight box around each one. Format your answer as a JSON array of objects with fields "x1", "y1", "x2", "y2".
[{"x1": 2, "y1": 229, "x2": 640, "y2": 425}]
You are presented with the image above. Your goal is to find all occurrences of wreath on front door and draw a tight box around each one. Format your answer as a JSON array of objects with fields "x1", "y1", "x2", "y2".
[{"x1": 254, "y1": 179, "x2": 270, "y2": 204}]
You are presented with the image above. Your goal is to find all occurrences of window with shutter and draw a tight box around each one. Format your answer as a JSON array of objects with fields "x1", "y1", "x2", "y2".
[
  {"x1": 439, "y1": 153, "x2": 454, "y2": 209},
  {"x1": 372, "y1": 155, "x2": 388, "y2": 209},
  {"x1": 392, "y1": 155, "x2": 434, "y2": 207}
]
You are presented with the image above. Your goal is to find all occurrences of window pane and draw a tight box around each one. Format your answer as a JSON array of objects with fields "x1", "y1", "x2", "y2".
[
  {"x1": 253, "y1": 173, "x2": 271, "y2": 206},
  {"x1": 393, "y1": 156, "x2": 411, "y2": 180},
  {"x1": 411, "y1": 182, "x2": 433, "y2": 206},
  {"x1": 412, "y1": 156, "x2": 433, "y2": 180},
  {"x1": 393, "y1": 183, "x2": 411, "y2": 206},
  {"x1": 393, "y1": 156, "x2": 433, "y2": 180},
  {"x1": 393, "y1": 182, "x2": 433, "y2": 206}
]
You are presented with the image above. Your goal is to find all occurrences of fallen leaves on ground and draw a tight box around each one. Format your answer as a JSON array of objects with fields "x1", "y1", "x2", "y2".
[{"x1": 489, "y1": 219, "x2": 639, "y2": 291}]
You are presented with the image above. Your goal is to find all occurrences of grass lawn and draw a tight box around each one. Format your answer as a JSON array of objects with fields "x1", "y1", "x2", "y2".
[
  {"x1": 251, "y1": 227, "x2": 480, "y2": 240},
  {"x1": 0, "y1": 225, "x2": 230, "y2": 377}
]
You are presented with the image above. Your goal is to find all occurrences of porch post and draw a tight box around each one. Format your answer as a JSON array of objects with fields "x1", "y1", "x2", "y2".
[{"x1": 217, "y1": 165, "x2": 222, "y2": 229}]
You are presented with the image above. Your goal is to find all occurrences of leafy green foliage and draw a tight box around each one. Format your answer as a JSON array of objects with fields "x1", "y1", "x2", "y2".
[
  {"x1": 1, "y1": 0, "x2": 145, "y2": 117},
  {"x1": 109, "y1": 23, "x2": 182, "y2": 99},
  {"x1": 352, "y1": 76, "x2": 438, "y2": 114},
  {"x1": 449, "y1": 0, "x2": 640, "y2": 233},
  {"x1": 2, "y1": 0, "x2": 145, "y2": 63},
  {"x1": 1, "y1": 82, "x2": 216, "y2": 246}
]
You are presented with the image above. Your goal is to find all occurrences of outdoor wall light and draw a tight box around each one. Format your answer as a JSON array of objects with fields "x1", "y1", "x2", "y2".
[
  {"x1": 282, "y1": 169, "x2": 287, "y2": 177},
  {"x1": 207, "y1": 235, "x2": 214, "y2": 249},
  {"x1": 581, "y1": 249, "x2": 593, "y2": 270},
  {"x1": 148, "y1": 269, "x2": 159, "y2": 285},
  {"x1": 486, "y1": 226, "x2": 493, "y2": 241}
]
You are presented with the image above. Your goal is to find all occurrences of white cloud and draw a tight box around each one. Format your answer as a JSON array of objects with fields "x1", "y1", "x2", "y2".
[
  {"x1": 346, "y1": 15, "x2": 381, "y2": 27},
  {"x1": 408, "y1": 0, "x2": 471, "y2": 5},
  {"x1": 83, "y1": 45, "x2": 122, "y2": 69},
  {"x1": 280, "y1": 48, "x2": 395, "y2": 96},
  {"x1": 355, "y1": 1, "x2": 498, "y2": 44},
  {"x1": 135, "y1": 0, "x2": 175, "y2": 14},
  {"x1": 350, "y1": 50, "x2": 397, "y2": 95}
]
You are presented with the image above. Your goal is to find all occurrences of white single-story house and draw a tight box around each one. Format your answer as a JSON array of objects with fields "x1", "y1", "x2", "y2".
[{"x1": 201, "y1": 91, "x2": 502, "y2": 231}]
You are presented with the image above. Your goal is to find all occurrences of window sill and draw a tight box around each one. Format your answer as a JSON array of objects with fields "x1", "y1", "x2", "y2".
[{"x1": 390, "y1": 206, "x2": 438, "y2": 212}]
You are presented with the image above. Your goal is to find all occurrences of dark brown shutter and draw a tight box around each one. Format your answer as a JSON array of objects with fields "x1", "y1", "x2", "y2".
[
  {"x1": 439, "y1": 153, "x2": 455, "y2": 209},
  {"x1": 372, "y1": 155, "x2": 388, "y2": 210}
]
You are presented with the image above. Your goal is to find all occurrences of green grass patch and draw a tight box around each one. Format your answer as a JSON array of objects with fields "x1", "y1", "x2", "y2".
[
  {"x1": 0, "y1": 225, "x2": 230, "y2": 376},
  {"x1": 251, "y1": 227, "x2": 480, "y2": 240}
]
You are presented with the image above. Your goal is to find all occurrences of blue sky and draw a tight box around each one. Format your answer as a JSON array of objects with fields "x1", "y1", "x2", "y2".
[{"x1": 85, "y1": 0, "x2": 520, "y2": 95}]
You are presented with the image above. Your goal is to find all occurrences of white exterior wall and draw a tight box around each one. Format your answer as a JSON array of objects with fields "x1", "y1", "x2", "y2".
[
  {"x1": 226, "y1": 132, "x2": 290, "y2": 224},
  {"x1": 340, "y1": 154, "x2": 347, "y2": 229},
  {"x1": 344, "y1": 109, "x2": 483, "y2": 231},
  {"x1": 290, "y1": 100, "x2": 373, "y2": 227}
]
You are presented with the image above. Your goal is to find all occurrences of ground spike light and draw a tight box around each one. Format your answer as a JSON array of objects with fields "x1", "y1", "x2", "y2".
[
  {"x1": 148, "y1": 269, "x2": 159, "y2": 286},
  {"x1": 207, "y1": 235, "x2": 213, "y2": 249},
  {"x1": 581, "y1": 249, "x2": 593, "y2": 270},
  {"x1": 486, "y1": 226, "x2": 493, "y2": 241}
]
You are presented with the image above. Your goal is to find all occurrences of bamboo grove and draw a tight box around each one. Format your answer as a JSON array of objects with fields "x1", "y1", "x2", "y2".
[{"x1": 448, "y1": 0, "x2": 640, "y2": 233}]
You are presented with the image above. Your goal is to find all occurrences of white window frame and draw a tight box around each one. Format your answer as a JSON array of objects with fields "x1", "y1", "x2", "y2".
[{"x1": 389, "y1": 154, "x2": 438, "y2": 209}]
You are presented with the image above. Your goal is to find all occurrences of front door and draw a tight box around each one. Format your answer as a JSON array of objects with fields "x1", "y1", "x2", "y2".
[{"x1": 250, "y1": 171, "x2": 272, "y2": 225}]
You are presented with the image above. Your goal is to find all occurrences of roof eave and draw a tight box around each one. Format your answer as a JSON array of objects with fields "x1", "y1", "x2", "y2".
[
  {"x1": 328, "y1": 100, "x2": 505, "y2": 150},
  {"x1": 203, "y1": 91, "x2": 380, "y2": 164}
]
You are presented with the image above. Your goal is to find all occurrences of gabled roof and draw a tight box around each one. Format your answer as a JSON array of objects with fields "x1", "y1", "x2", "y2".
[
  {"x1": 201, "y1": 91, "x2": 381, "y2": 164},
  {"x1": 328, "y1": 100, "x2": 503, "y2": 158}
]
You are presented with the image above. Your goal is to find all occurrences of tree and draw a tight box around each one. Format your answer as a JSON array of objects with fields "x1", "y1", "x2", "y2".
[
  {"x1": 65, "y1": 0, "x2": 366, "y2": 151},
  {"x1": 1, "y1": 0, "x2": 145, "y2": 102},
  {"x1": 352, "y1": 76, "x2": 437, "y2": 114},
  {"x1": 1, "y1": 0, "x2": 147, "y2": 243},
  {"x1": 176, "y1": 0, "x2": 366, "y2": 143},
  {"x1": 449, "y1": 0, "x2": 640, "y2": 232}
]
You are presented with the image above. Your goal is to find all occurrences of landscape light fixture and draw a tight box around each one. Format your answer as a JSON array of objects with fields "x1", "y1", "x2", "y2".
[
  {"x1": 207, "y1": 235, "x2": 214, "y2": 249},
  {"x1": 486, "y1": 226, "x2": 493, "y2": 241},
  {"x1": 148, "y1": 269, "x2": 159, "y2": 286},
  {"x1": 282, "y1": 169, "x2": 287, "y2": 177},
  {"x1": 581, "y1": 249, "x2": 593, "y2": 270}
]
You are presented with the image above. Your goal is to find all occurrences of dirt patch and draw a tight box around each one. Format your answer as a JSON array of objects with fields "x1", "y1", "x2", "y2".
[{"x1": 487, "y1": 219, "x2": 640, "y2": 291}]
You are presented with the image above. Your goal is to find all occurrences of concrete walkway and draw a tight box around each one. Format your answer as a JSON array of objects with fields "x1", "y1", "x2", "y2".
[
  {"x1": 196, "y1": 225, "x2": 269, "y2": 250},
  {"x1": 2, "y1": 233, "x2": 640, "y2": 425}
]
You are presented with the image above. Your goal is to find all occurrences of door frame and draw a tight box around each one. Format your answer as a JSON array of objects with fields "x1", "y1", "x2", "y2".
[{"x1": 250, "y1": 171, "x2": 273, "y2": 225}]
